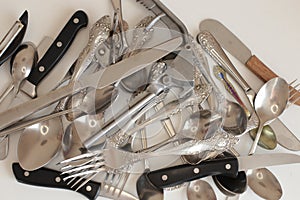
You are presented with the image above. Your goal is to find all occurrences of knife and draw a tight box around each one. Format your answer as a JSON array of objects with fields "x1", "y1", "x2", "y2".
[
  {"x1": 19, "y1": 10, "x2": 88, "y2": 98},
  {"x1": 199, "y1": 19, "x2": 300, "y2": 151},
  {"x1": 0, "y1": 10, "x2": 28, "y2": 66},
  {"x1": 137, "y1": 153, "x2": 300, "y2": 200},
  {"x1": 199, "y1": 18, "x2": 300, "y2": 106},
  {"x1": 12, "y1": 163, "x2": 138, "y2": 200},
  {"x1": 0, "y1": 36, "x2": 183, "y2": 131}
]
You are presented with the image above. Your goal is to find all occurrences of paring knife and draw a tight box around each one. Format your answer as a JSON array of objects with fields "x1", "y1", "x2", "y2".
[
  {"x1": 0, "y1": 37, "x2": 183, "y2": 131},
  {"x1": 12, "y1": 163, "x2": 138, "y2": 200},
  {"x1": 19, "y1": 10, "x2": 88, "y2": 98},
  {"x1": 199, "y1": 19, "x2": 300, "y2": 151},
  {"x1": 137, "y1": 153, "x2": 300, "y2": 200},
  {"x1": 199, "y1": 18, "x2": 300, "y2": 106},
  {"x1": 0, "y1": 10, "x2": 28, "y2": 66}
]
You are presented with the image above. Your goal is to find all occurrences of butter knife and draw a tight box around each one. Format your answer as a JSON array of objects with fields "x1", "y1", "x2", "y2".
[{"x1": 12, "y1": 163, "x2": 138, "y2": 200}]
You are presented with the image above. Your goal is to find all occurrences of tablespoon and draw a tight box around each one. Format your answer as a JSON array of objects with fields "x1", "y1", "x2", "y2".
[
  {"x1": 0, "y1": 42, "x2": 37, "y2": 104},
  {"x1": 17, "y1": 86, "x2": 117, "y2": 170},
  {"x1": 249, "y1": 77, "x2": 289, "y2": 155},
  {"x1": 187, "y1": 180, "x2": 217, "y2": 200},
  {"x1": 213, "y1": 65, "x2": 277, "y2": 150}
]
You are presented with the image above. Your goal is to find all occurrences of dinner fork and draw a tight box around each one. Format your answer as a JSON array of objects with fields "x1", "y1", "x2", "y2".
[
  {"x1": 60, "y1": 133, "x2": 237, "y2": 179},
  {"x1": 287, "y1": 79, "x2": 300, "y2": 108}
]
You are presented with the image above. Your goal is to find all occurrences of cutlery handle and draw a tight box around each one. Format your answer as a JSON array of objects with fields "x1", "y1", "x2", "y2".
[
  {"x1": 12, "y1": 163, "x2": 100, "y2": 200},
  {"x1": 26, "y1": 10, "x2": 88, "y2": 86},
  {"x1": 246, "y1": 55, "x2": 300, "y2": 106},
  {"x1": 146, "y1": 157, "x2": 238, "y2": 188}
]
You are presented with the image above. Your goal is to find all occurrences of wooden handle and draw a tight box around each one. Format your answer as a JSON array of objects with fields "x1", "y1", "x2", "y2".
[{"x1": 246, "y1": 55, "x2": 300, "y2": 106}]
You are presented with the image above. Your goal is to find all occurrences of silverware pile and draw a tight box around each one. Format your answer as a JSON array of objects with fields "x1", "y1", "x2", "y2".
[{"x1": 0, "y1": 1, "x2": 300, "y2": 200}]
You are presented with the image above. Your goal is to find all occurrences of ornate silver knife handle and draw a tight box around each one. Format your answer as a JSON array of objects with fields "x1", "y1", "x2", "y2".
[{"x1": 197, "y1": 31, "x2": 251, "y2": 93}]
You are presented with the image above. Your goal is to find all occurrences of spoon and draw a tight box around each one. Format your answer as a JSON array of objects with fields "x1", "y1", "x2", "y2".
[
  {"x1": 249, "y1": 77, "x2": 289, "y2": 155},
  {"x1": 17, "y1": 86, "x2": 117, "y2": 170},
  {"x1": 187, "y1": 180, "x2": 217, "y2": 200},
  {"x1": 0, "y1": 42, "x2": 37, "y2": 104},
  {"x1": 247, "y1": 168, "x2": 282, "y2": 200},
  {"x1": 213, "y1": 65, "x2": 277, "y2": 150}
]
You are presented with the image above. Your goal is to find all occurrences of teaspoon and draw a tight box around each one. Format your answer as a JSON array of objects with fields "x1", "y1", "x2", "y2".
[{"x1": 187, "y1": 180, "x2": 217, "y2": 200}]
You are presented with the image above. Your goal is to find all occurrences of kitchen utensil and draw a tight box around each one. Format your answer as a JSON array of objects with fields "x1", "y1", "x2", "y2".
[
  {"x1": 135, "y1": 153, "x2": 300, "y2": 200},
  {"x1": 18, "y1": 10, "x2": 88, "y2": 99},
  {"x1": 60, "y1": 133, "x2": 237, "y2": 177},
  {"x1": 249, "y1": 125, "x2": 277, "y2": 150},
  {"x1": 111, "y1": 0, "x2": 128, "y2": 54},
  {"x1": 12, "y1": 163, "x2": 138, "y2": 200},
  {"x1": 199, "y1": 19, "x2": 300, "y2": 151},
  {"x1": 213, "y1": 65, "x2": 250, "y2": 117},
  {"x1": 187, "y1": 180, "x2": 217, "y2": 200},
  {"x1": 199, "y1": 18, "x2": 300, "y2": 106},
  {"x1": 136, "y1": 0, "x2": 189, "y2": 44},
  {"x1": 0, "y1": 10, "x2": 28, "y2": 66},
  {"x1": 247, "y1": 168, "x2": 282, "y2": 200},
  {"x1": 249, "y1": 77, "x2": 289, "y2": 155},
  {"x1": 17, "y1": 86, "x2": 117, "y2": 171},
  {"x1": 0, "y1": 37, "x2": 183, "y2": 131},
  {"x1": 0, "y1": 42, "x2": 37, "y2": 104}
]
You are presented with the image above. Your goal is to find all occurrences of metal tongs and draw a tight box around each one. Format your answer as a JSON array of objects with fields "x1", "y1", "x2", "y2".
[{"x1": 0, "y1": 10, "x2": 28, "y2": 66}]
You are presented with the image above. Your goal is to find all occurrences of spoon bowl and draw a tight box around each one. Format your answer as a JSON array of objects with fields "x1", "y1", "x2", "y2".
[
  {"x1": 247, "y1": 168, "x2": 282, "y2": 200},
  {"x1": 17, "y1": 86, "x2": 117, "y2": 170},
  {"x1": 187, "y1": 180, "x2": 217, "y2": 200}
]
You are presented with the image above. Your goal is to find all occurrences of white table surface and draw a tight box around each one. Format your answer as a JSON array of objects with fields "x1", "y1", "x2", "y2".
[{"x1": 0, "y1": 0, "x2": 300, "y2": 199}]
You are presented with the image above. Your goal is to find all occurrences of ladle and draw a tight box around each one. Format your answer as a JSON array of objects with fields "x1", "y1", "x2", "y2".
[{"x1": 187, "y1": 180, "x2": 217, "y2": 200}]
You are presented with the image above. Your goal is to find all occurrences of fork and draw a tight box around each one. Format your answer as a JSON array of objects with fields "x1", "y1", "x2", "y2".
[
  {"x1": 60, "y1": 133, "x2": 238, "y2": 177},
  {"x1": 287, "y1": 79, "x2": 300, "y2": 108}
]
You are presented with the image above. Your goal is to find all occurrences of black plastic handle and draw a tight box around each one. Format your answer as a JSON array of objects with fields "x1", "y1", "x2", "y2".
[
  {"x1": 146, "y1": 156, "x2": 239, "y2": 188},
  {"x1": 26, "y1": 10, "x2": 88, "y2": 86},
  {"x1": 12, "y1": 163, "x2": 100, "y2": 200}
]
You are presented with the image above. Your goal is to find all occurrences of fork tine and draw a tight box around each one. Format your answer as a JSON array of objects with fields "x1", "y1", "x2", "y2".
[
  {"x1": 289, "y1": 79, "x2": 297, "y2": 86},
  {"x1": 59, "y1": 151, "x2": 103, "y2": 164},
  {"x1": 75, "y1": 172, "x2": 99, "y2": 191},
  {"x1": 61, "y1": 162, "x2": 104, "y2": 175},
  {"x1": 70, "y1": 173, "x2": 90, "y2": 188},
  {"x1": 63, "y1": 170, "x2": 100, "y2": 181}
]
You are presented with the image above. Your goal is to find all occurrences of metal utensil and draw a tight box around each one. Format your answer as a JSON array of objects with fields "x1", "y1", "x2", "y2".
[
  {"x1": 12, "y1": 163, "x2": 138, "y2": 200},
  {"x1": 199, "y1": 18, "x2": 300, "y2": 106},
  {"x1": 187, "y1": 180, "x2": 217, "y2": 200},
  {"x1": 199, "y1": 19, "x2": 300, "y2": 151},
  {"x1": 247, "y1": 168, "x2": 282, "y2": 200},
  {"x1": 0, "y1": 10, "x2": 28, "y2": 66},
  {"x1": 249, "y1": 77, "x2": 289, "y2": 155},
  {"x1": 0, "y1": 42, "x2": 37, "y2": 104},
  {"x1": 0, "y1": 37, "x2": 183, "y2": 132},
  {"x1": 135, "y1": 153, "x2": 300, "y2": 200}
]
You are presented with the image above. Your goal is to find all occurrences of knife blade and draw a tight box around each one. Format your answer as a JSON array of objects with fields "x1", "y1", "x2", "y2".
[
  {"x1": 199, "y1": 18, "x2": 300, "y2": 106},
  {"x1": 143, "y1": 153, "x2": 300, "y2": 189},
  {"x1": 12, "y1": 163, "x2": 138, "y2": 200},
  {"x1": 19, "y1": 10, "x2": 88, "y2": 98},
  {"x1": 0, "y1": 36, "x2": 183, "y2": 131},
  {"x1": 0, "y1": 10, "x2": 28, "y2": 66},
  {"x1": 199, "y1": 19, "x2": 300, "y2": 151}
]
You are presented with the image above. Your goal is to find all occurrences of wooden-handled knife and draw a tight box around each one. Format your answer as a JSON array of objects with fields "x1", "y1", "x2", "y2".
[{"x1": 199, "y1": 18, "x2": 300, "y2": 106}]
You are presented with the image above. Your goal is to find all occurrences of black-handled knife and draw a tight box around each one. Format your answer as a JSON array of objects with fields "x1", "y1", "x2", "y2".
[
  {"x1": 0, "y1": 10, "x2": 28, "y2": 66},
  {"x1": 137, "y1": 153, "x2": 300, "y2": 200},
  {"x1": 12, "y1": 163, "x2": 100, "y2": 200},
  {"x1": 12, "y1": 163, "x2": 138, "y2": 200},
  {"x1": 21, "y1": 10, "x2": 88, "y2": 98}
]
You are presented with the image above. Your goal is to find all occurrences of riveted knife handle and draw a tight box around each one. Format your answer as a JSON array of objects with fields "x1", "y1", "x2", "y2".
[
  {"x1": 246, "y1": 55, "x2": 300, "y2": 106},
  {"x1": 12, "y1": 163, "x2": 100, "y2": 200},
  {"x1": 26, "y1": 10, "x2": 88, "y2": 86},
  {"x1": 146, "y1": 157, "x2": 238, "y2": 188}
]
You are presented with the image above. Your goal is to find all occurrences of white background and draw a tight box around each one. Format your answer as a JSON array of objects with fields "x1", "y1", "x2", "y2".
[{"x1": 0, "y1": 0, "x2": 300, "y2": 199}]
